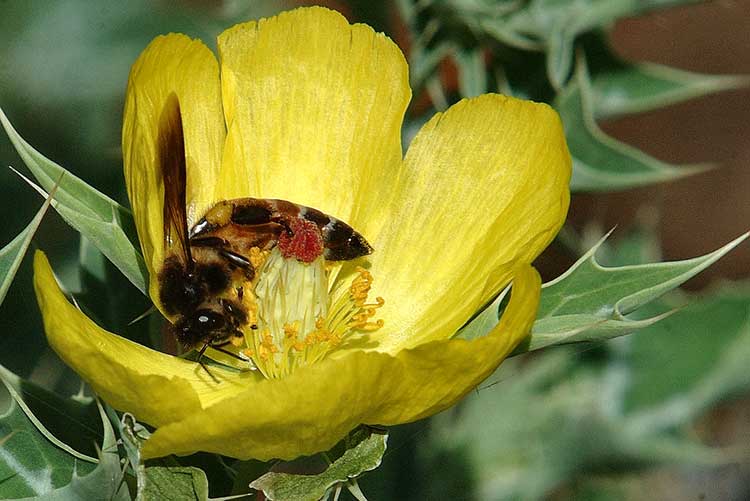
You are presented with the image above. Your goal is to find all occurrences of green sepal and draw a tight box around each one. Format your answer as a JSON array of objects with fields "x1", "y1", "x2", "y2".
[
  {"x1": 0, "y1": 106, "x2": 148, "y2": 293},
  {"x1": 250, "y1": 428, "x2": 387, "y2": 501}
]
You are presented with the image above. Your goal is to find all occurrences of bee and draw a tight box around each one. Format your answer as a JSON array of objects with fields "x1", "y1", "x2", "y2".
[{"x1": 155, "y1": 94, "x2": 372, "y2": 361}]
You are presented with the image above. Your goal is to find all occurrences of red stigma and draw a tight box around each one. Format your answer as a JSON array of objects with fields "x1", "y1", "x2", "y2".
[{"x1": 278, "y1": 218, "x2": 324, "y2": 263}]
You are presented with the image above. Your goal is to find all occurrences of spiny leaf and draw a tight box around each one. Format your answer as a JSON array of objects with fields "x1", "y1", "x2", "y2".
[
  {"x1": 494, "y1": 0, "x2": 705, "y2": 88},
  {"x1": 250, "y1": 430, "x2": 387, "y2": 501},
  {"x1": 0, "y1": 388, "x2": 91, "y2": 498},
  {"x1": 537, "y1": 232, "x2": 747, "y2": 318},
  {"x1": 142, "y1": 466, "x2": 208, "y2": 501},
  {"x1": 591, "y1": 60, "x2": 749, "y2": 119},
  {"x1": 0, "y1": 365, "x2": 98, "y2": 465},
  {"x1": 0, "y1": 367, "x2": 127, "y2": 500},
  {"x1": 24, "y1": 401, "x2": 129, "y2": 501},
  {"x1": 0, "y1": 106, "x2": 148, "y2": 293},
  {"x1": 519, "y1": 232, "x2": 748, "y2": 353},
  {"x1": 557, "y1": 56, "x2": 709, "y2": 192},
  {"x1": 0, "y1": 179, "x2": 56, "y2": 305},
  {"x1": 456, "y1": 232, "x2": 748, "y2": 351}
]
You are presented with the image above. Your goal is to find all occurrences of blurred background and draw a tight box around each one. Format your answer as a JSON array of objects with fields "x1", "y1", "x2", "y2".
[{"x1": 0, "y1": 1, "x2": 749, "y2": 499}]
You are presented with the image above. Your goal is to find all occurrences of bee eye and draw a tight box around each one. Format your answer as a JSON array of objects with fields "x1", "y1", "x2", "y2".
[{"x1": 194, "y1": 310, "x2": 225, "y2": 331}]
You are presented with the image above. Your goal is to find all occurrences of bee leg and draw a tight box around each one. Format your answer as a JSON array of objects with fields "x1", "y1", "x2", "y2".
[
  {"x1": 211, "y1": 344, "x2": 245, "y2": 361},
  {"x1": 196, "y1": 343, "x2": 220, "y2": 384}
]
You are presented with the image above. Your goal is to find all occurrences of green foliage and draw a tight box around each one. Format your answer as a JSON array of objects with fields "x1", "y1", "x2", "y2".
[
  {"x1": 0, "y1": 366, "x2": 127, "y2": 500},
  {"x1": 557, "y1": 57, "x2": 710, "y2": 191},
  {"x1": 0, "y1": 365, "x2": 100, "y2": 465},
  {"x1": 625, "y1": 286, "x2": 750, "y2": 423},
  {"x1": 142, "y1": 467, "x2": 209, "y2": 501},
  {"x1": 442, "y1": 280, "x2": 750, "y2": 500},
  {"x1": 431, "y1": 224, "x2": 750, "y2": 500},
  {"x1": 250, "y1": 430, "x2": 388, "y2": 501},
  {"x1": 399, "y1": 0, "x2": 744, "y2": 192},
  {"x1": 457, "y1": 231, "x2": 748, "y2": 352},
  {"x1": 0, "y1": 385, "x2": 92, "y2": 498},
  {"x1": 0, "y1": 187, "x2": 54, "y2": 305},
  {"x1": 0, "y1": 2, "x2": 747, "y2": 499},
  {"x1": 528, "y1": 232, "x2": 747, "y2": 350},
  {"x1": 0, "y1": 107, "x2": 148, "y2": 294},
  {"x1": 587, "y1": 38, "x2": 750, "y2": 119}
]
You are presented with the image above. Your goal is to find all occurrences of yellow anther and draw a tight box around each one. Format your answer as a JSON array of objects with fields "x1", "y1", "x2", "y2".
[
  {"x1": 242, "y1": 249, "x2": 384, "y2": 378},
  {"x1": 315, "y1": 317, "x2": 325, "y2": 329},
  {"x1": 283, "y1": 322, "x2": 300, "y2": 339}
]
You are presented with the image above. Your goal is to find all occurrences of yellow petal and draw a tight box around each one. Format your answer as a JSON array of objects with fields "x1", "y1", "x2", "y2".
[
  {"x1": 122, "y1": 34, "x2": 225, "y2": 310},
  {"x1": 363, "y1": 94, "x2": 571, "y2": 353},
  {"x1": 216, "y1": 7, "x2": 409, "y2": 228},
  {"x1": 142, "y1": 264, "x2": 540, "y2": 460},
  {"x1": 33, "y1": 251, "x2": 259, "y2": 426}
]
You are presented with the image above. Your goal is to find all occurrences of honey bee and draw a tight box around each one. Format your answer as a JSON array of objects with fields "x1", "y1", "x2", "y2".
[{"x1": 156, "y1": 94, "x2": 372, "y2": 360}]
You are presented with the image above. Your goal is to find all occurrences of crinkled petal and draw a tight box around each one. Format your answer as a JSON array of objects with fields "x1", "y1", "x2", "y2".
[
  {"x1": 363, "y1": 94, "x2": 571, "y2": 353},
  {"x1": 122, "y1": 33, "x2": 225, "y2": 310},
  {"x1": 216, "y1": 7, "x2": 409, "y2": 228},
  {"x1": 33, "y1": 252, "x2": 260, "y2": 426},
  {"x1": 142, "y1": 264, "x2": 540, "y2": 460}
]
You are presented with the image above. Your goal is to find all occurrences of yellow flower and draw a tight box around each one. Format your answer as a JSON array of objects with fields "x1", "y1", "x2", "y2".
[{"x1": 33, "y1": 7, "x2": 570, "y2": 460}]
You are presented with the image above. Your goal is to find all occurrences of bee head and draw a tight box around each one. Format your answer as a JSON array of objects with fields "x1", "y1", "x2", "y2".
[
  {"x1": 170, "y1": 297, "x2": 248, "y2": 350},
  {"x1": 172, "y1": 308, "x2": 228, "y2": 348}
]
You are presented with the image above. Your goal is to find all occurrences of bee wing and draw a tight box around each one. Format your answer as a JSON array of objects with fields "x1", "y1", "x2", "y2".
[{"x1": 158, "y1": 93, "x2": 193, "y2": 268}]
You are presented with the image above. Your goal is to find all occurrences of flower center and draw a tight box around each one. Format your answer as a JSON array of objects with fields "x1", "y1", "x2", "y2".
[{"x1": 239, "y1": 226, "x2": 383, "y2": 379}]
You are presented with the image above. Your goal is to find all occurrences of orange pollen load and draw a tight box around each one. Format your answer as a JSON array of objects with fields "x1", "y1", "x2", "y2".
[{"x1": 278, "y1": 218, "x2": 324, "y2": 263}]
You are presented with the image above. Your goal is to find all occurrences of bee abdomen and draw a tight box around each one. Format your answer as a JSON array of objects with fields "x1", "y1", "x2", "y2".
[
  {"x1": 322, "y1": 220, "x2": 373, "y2": 260},
  {"x1": 299, "y1": 207, "x2": 373, "y2": 260}
]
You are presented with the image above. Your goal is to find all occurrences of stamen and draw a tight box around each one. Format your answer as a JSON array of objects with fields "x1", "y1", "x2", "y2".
[{"x1": 240, "y1": 248, "x2": 384, "y2": 379}]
